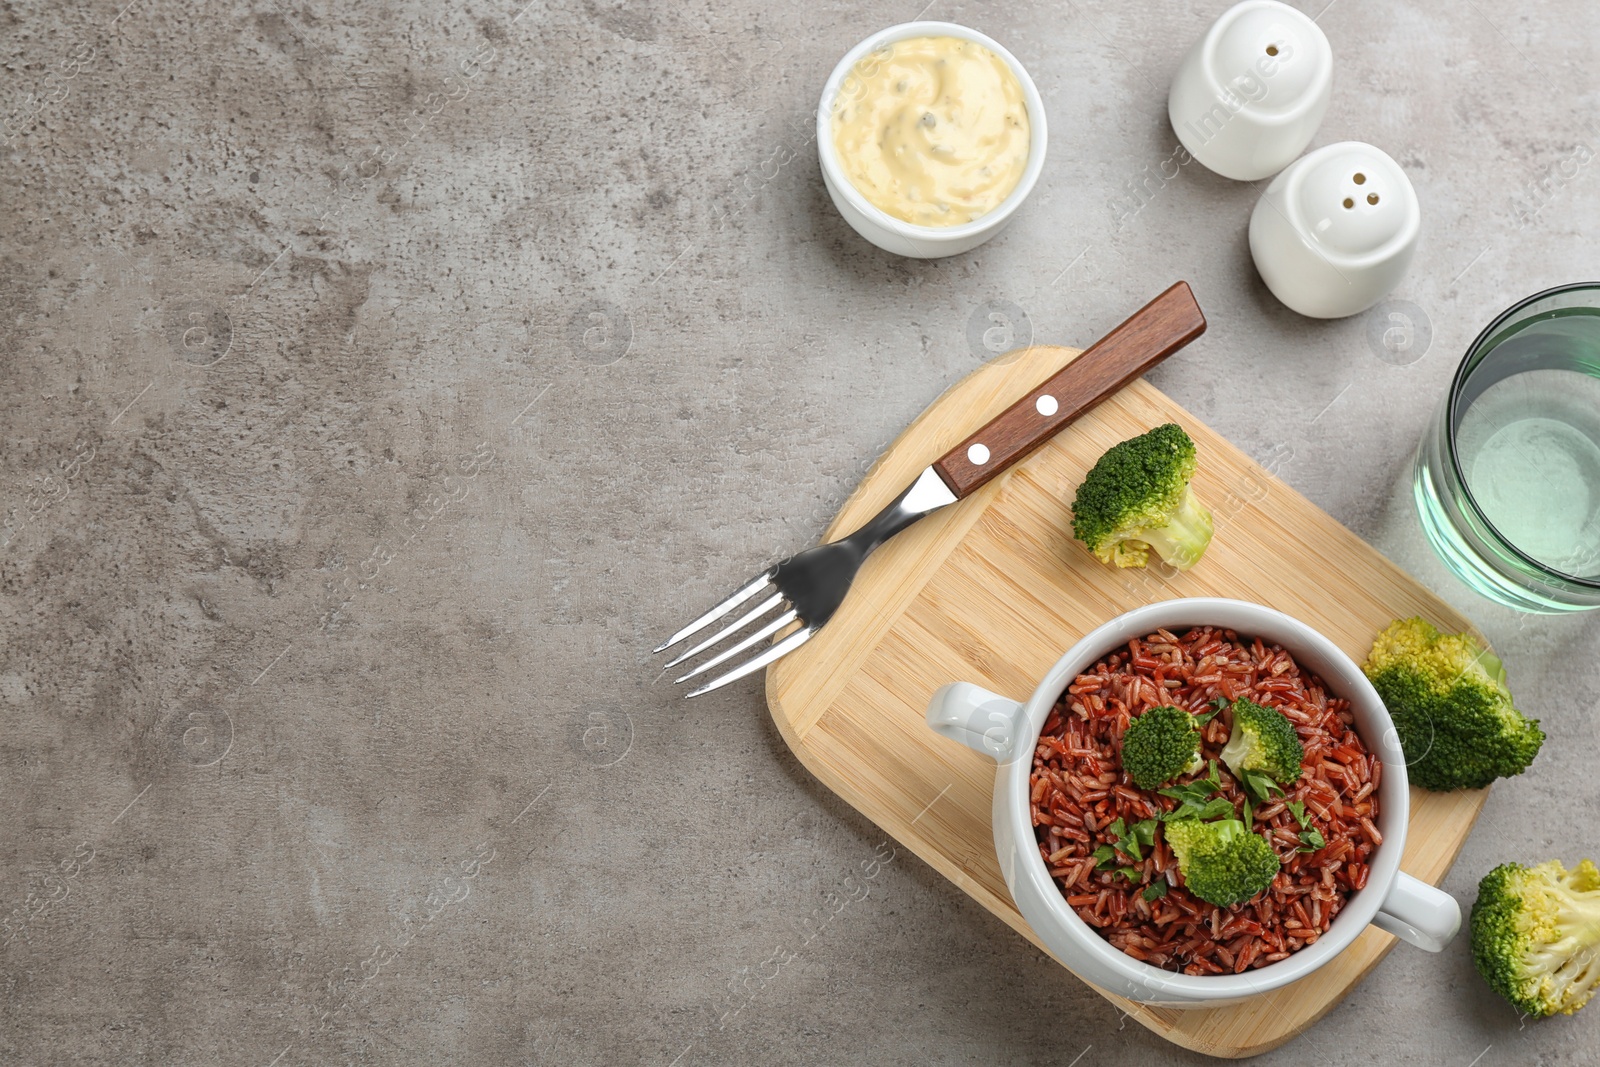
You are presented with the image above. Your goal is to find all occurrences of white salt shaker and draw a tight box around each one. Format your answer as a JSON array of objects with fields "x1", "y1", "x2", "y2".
[
  {"x1": 1167, "y1": 0, "x2": 1333, "y2": 181},
  {"x1": 1248, "y1": 141, "x2": 1420, "y2": 319}
]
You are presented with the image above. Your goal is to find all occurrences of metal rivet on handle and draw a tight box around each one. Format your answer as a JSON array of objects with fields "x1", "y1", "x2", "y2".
[
  {"x1": 967, "y1": 443, "x2": 990, "y2": 465},
  {"x1": 1035, "y1": 395, "x2": 1058, "y2": 416}
]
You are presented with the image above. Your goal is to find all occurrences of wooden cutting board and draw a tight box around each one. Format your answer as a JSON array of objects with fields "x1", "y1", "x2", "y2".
[{"x1": 765, "y1": 342, "x2": 1487, "y2": 1059}]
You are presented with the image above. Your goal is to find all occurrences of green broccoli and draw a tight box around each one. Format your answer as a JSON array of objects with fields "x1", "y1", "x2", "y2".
[
  {"x1": 1069, "y1": 423, "x2": 1214, "y2": 571},
  {"x1": 1471, "y1": 858, "x2": 1600, "y2": 1018},
  {"x1": 1120, "y1": 705, "x2": 1205, "y2": 789},
  {"x1": 1218, "y1": 698, "x2": 1304, "y2": 787},
  {"x1": 1362, "y1": 617, "x2": 1544, "y2": 791},
  {"x1": 1163, "y1": 818, "x2": 1280, "y2": 907}
]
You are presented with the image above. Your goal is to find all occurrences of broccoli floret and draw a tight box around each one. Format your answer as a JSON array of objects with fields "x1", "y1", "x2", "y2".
[
  {"x1": 1471, "y1": 859, "x2": 1600, "y2": 1018},
  {"x1": 1070, "y1": 423, "x2": 1214, "y2": 571},
  {"x1": 1121, "y1": 705, "x2": 1205, "y2": 789},
  {"x1": 1363, "y1": 617, "x2": 1544, "y2": 791},
  {"x1": 1163, "y1": 818, "x2": 1280, "y2": 907},
  {"x1": 1218, "y1": 698, "x2": 1305, "y2": 786}
]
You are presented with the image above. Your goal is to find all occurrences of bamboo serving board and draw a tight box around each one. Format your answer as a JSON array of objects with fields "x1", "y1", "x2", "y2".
[{"x1": 765, "y1": 342, "x2": 1487, "y2": 1059}]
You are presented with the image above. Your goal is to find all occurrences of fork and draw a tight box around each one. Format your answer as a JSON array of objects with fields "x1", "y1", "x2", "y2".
[{"x1": 655, "y1": 281, "x2": 1207, "y2": 697}]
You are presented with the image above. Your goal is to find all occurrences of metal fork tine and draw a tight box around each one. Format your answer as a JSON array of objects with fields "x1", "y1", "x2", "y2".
[
  {"x1": 684, "y1": 626, "x2": 816, "y2": 698},
  {"x1": 652, "y1": 568, "x2": 776, "y2": 653},
  {"x1": 674, "y1": 608, "x2": 799, "y2": 684},
  {"x1": 663, "y1": 592, "x2": 785, "y2": 669}
]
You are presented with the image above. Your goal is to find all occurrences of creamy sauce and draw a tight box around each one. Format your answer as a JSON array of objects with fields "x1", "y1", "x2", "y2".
[{"x1": 831, "y1": 36, "x2": 1030, "y2": 226}]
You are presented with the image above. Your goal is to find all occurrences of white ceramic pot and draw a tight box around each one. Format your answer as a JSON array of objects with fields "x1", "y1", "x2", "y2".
[
  {"x1": 924, "y1": 597, "x2": 1460, "y2": 1007},
  {"x1": 1248, "y1": 141, "x2": 1420, "y2": 319},
  {"x1": 1167, "y1": 0, "x2": 1332, "y2": 181},
  {"x1": 816, "y1": 22, "x2": 1048, "y2": 259}
]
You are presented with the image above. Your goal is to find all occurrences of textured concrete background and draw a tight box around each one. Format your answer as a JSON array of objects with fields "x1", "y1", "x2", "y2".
[{"x1": 3, "y1": 0, "x2": 1598, "y2": 1063}]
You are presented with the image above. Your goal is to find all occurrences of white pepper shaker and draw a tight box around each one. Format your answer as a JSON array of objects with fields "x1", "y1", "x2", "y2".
[
  {"x1": 1167, "y1": 0, "x2": 1333, "y2": 181},
  {"x1": 1248, "y1": 141, "x2": 1421, "y2": 319}
]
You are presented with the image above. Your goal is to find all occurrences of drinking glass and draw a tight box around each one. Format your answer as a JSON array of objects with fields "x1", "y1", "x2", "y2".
[{"x1": 1414, "y1": 282, "x2": 1600, "y2": 612}]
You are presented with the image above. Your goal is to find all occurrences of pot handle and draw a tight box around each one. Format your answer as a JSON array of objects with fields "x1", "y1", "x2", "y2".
[
  {"x1": 925, "y1": 683, "x2": 1028, "y2": 764},
  {"x1": 1372, "y1": 871, "x2": 1461, "y2": 952}
]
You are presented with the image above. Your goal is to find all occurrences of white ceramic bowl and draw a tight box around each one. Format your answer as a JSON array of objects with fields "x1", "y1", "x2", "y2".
[
  {"x1": 816, "y1": 22, "x2": 1048, "y2": 259},
  {"x1": 925, "y1": 597, "x2": 1460, "y2": 1007},
  {"x1": 1167, "y1": 0, "x2": 1332, "y2": 181},
  {"x1": 1249, "y1": 140, "x2": 1421, "y2": 319}
]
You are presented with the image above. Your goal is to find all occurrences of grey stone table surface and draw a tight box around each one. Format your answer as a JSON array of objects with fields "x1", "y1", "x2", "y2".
[{"x1": 2, "y1": 0, "x2": 1598, "y2": 1064}]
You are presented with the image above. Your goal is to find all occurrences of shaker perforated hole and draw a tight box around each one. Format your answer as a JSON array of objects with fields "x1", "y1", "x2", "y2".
[
  {"x1": 1343, "y1": 197, "x2": 1354, "y2": 209},
  {"x1": 1353, "y1": 173, "x2": 1366, "y2": 185},
  {"x1": 1265, "y1": 44, "x2": 1279, "y2": 56},
  {"x1": 1367, "y1": 193, "x2": 1380, "y2": 205}
]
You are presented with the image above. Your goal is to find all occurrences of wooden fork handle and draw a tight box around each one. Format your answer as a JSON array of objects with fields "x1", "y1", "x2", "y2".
[{"x1": 931, "y1": 281, "x2": 1207, "y2": 499}]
